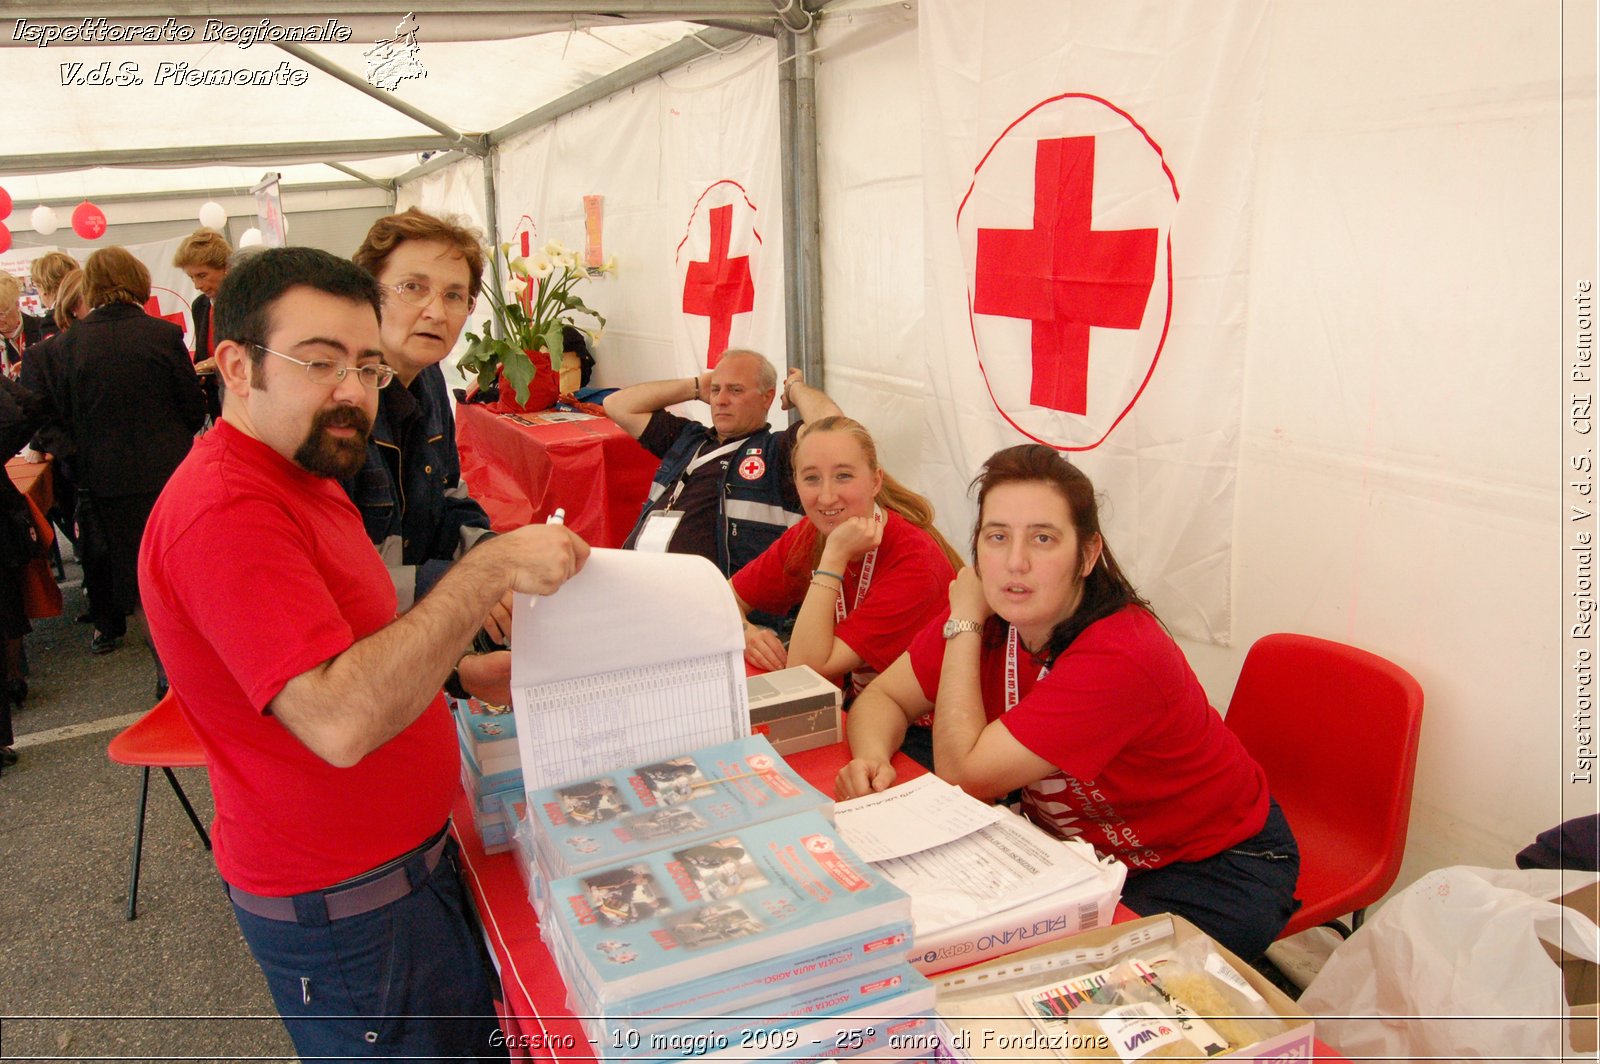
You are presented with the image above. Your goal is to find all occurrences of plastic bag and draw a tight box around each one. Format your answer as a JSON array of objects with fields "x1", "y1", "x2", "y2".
[{"x1": 1300, "y1": 865, "x2": 1600, "y2": 1061}]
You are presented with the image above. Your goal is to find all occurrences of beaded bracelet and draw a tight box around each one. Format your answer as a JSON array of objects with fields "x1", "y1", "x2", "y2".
[
  {"x1": 809, "y1": 579, "x2": 842, "y2": 595},
  {"x1": 811, "y1": 568, "x2": 844, "y2": 582}
]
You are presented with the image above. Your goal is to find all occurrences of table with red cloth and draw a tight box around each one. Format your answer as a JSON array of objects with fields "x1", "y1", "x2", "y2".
[
  {"x1": 451, "y1": 741, "x2": 1350, "y2": 1062},
  {"x1": 455, "y1": 402, "x2": 658, "y2": 548}
]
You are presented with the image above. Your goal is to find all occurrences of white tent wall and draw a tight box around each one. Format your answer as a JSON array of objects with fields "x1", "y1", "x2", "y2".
[
  {"x1": 1201, "y1": 0, "x2": 1575, "y2": 882},
  {"x1": 807, "y1": 0, "x2": 1574, "y2": 888},
  {"x1": 811, "y1": 5, "x2": 928, "y2": 510}
]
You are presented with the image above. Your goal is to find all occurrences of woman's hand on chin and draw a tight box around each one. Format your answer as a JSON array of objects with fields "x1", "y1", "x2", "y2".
[
  {"x1": 947, "y1": 565, "x2": 993, "y2": 623},
  {"x1": 820, "y1": 512, "x2": 884, "y2": 567}
]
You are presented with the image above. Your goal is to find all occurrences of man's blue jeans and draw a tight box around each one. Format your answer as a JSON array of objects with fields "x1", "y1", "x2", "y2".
[{"x1": 231, "y1": 835, "x2": 508, "y2": 1063}]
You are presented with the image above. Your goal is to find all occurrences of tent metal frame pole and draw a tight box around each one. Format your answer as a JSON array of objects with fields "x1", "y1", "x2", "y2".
[
  {"x1": 274, "y1": 41, "x2": 483, "y2": 154},
  {"x1": 399, "y1": 150, "x2": 472, "y2": 188},
  {"x1": 0, "y1": 137, "x2": 456, "y2": 176},
  {"x1": 482, "y1": 147, "x2": 505, "y2": 342},
  {"x1": 487, "y1": 27, "x2": 755, "y2": 147},
  {"x1": 393, "y1": 27, "x2": 754, "y2": 189},
  {"x1": 19, "y1": 179, "x2": 383, "y2": 209},
  {"x1": 0, "y1": 2, "x2": 782, "y2": 15},
  {"x1": 324, "y1": 162, "x2": 395, "y2": 194},
  {"x1": 774, "y1": 12, "x2": 823, "y2": 385}
]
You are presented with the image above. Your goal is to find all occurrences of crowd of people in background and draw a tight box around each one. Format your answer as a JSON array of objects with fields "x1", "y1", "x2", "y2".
[{"x1": 0, "y1": 209, "x2": 1299, "y2": 1058}]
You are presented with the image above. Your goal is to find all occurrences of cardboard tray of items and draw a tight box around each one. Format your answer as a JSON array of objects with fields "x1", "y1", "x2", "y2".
[{"x1": 930, "y1": 913, "x2": 1315, "y2": 1062}]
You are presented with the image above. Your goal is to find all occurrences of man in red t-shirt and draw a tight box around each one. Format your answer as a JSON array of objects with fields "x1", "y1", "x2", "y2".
[{"x1": 140, "y1": 247, "x2": 589, "y2": 1061}]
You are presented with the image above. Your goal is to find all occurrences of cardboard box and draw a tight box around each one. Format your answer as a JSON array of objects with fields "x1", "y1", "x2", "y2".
[
  {"x1": 1543, "y1": 880, "x2": 1599, "y2": 1055},
  {"x1": 931, "y1": 914, "x2": 1315, "y2": 1062},
  {"x1": 746, "y1": 666, "x2": 842, "y2": 756}
]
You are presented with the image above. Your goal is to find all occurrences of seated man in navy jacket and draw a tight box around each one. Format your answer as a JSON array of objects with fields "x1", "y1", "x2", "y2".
[
  {"x1": 604, "y1": 350, "x2": 840, "y2": 577},
  {"x1": 344, "y1": 209, "x2": 498, "y2": 618}
]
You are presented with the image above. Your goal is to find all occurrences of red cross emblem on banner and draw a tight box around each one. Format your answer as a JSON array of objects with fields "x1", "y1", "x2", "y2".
[
  {"x1": 975, "y1": 137, "x2": 1157, "y2": 416},
  {"x1": 960, "y1": 94, "x2": 1178, "y2": 451},
  {"x1": 144, "y1": 290, "x2": 188, "y2": 332},
  {"x1": 679, "y1": 182, "x2": 761, "y2": 369},
  {"x1": 683, "y1": 204, "x2": 754, "y2": 365}
]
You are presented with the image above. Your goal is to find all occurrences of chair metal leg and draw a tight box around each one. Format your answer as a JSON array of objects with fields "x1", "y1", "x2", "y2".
[
  {"x1": 1350, "y1": 906, "x2": 1366, "y2": 932},
  {"x1": 162, "y1": 767, "x2": 211, "y2": 850},
  {"x1": 126, "y1": 766, "x2": 151, "y2": 921}
]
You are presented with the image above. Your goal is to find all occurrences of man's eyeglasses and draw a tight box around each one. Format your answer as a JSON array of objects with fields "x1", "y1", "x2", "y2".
[
  {"x1": 258, "y1": 346, "x2": 396, "y2": 390},
  {"x1": 384, "y1": 280, "x2": 476, "y2": 316}
]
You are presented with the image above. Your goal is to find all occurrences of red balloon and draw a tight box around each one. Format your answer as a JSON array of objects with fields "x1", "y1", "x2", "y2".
[
  {"x1": 0, "y1": 187, "x2": 11, "y2": 220},
  {"x1": 71, "y1": 201, "x2": 107, "y2": 241},
  {"x1": 0, "y1": 223, "x2": 10, "y2": 255}
]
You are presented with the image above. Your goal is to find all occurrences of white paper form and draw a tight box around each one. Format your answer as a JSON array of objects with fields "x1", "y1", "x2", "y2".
[
  {"x1": 873, "y1": 817, "x2": 1105, "y2": 935},
  {"x1": 509, "y1": 548, "x2": 749, "y2": 793},
  {"x1": 837, "y1": 777, "x2": 1105, "y2": 935},
  {"x1": 833, "y1": 774, "x2": 1005, "y2": 861}
]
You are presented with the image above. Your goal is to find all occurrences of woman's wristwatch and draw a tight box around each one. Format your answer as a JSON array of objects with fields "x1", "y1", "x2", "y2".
[{"x1": 942, "y1": 618, "x2": 982, "y2": 639}]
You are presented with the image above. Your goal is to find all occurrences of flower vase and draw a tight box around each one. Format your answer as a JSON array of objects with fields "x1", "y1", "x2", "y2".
[{"x1": 487, "y1": 351, "x2": 562, "y2": 414}]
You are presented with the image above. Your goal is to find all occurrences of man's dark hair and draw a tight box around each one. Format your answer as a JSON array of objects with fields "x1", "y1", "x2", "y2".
[{"x1": 213, "y1": 246, "x2": 383, "y2": 363}]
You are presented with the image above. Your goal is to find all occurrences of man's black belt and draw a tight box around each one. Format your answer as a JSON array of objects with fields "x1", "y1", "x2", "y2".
[{"x1": 226, "y1": 821, "x2": 451, "y2": 924}]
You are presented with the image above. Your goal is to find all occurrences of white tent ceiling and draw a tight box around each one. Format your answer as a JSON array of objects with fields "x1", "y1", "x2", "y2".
[{"x1": 1, "y1": 4, "x2": 791, "y2": 207}]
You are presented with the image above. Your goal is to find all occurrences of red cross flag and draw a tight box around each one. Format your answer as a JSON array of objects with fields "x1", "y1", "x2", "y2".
[
  {"x1": 922, "y1": 1, "x2": 1269, "y2": 644},
  {"x1": 677, "y1": 181, "x2": 763, "y2": 369}
]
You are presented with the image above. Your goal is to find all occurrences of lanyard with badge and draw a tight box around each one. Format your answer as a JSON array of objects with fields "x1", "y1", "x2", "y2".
[
  {"x1": 836, "y1": 506, "x2": 883, "y2": 698},
  {"x1": 1004, "y1": 625, "x2": 1052, "y2": 712},
  {"x1": 634, "y1": 436, "x2": 748, "y2": 552}
]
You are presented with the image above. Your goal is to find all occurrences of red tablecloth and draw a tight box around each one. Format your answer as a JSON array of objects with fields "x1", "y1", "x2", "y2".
[
  {"x1": 453, "y1": 742, "x2": 1349, "y2": 1062},
  {"x1": 455, "y1": 403, "x2": 659, "y2": 548}
]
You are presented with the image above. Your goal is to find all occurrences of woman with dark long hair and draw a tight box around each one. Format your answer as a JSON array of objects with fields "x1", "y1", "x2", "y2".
[
  {"x1": 731, "y1": 416, "x2": 960, "y2": 697},
  {"x1": 837, "y1": 444, "x2": 1299, "y2": 960}
]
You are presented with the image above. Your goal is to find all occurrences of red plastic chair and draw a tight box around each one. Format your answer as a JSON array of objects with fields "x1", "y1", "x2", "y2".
[
  {"x1": 1224, "y1": 633, "x2": 1424, "y2": 939},
  {"x1": 106, "y1": 691, "x2": 212, "y2": 920}
]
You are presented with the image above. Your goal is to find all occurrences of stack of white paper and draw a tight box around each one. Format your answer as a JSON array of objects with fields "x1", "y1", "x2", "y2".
[
  {"x1": 835, "y1": 776, "x2": 1126, "y2": 974},
  {"x1": 509, "y1": 548, "x2": 750, "y2": 796}
]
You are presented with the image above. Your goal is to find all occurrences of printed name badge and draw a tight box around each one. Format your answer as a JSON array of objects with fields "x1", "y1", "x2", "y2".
[{"x1": 635, "y1": 509, "x2": 683, "y2": 553}]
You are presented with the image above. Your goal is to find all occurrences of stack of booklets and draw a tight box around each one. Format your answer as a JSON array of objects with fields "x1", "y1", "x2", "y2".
[
  {"x1": 525, "y1": 735, "x2": 832, "y2": 886},
  {"x1": 451, "y1": 695, "x2": 522, "y2": 853},
  {"x1": 504, "y1": 555, "x2": 937, "y2": 1059},
  {"x1": 541, "y1": 804, "x2": 935, "y2": 1061}
]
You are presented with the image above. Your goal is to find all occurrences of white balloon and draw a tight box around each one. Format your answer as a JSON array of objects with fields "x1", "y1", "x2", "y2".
[
  {"x1": 238, "y1": 227, "x2": 263, "y2": 248},
  {"x1": 198, "y1": 201, "x2": 227, "y2": 229},
  {"x1": 31, "y1": 205, "x2": 58, "y2": 235}
]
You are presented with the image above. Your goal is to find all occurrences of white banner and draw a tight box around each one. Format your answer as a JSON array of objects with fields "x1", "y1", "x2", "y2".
[
  {"x1": 488, "y1": 39, "x2": 783, "y2": 394},
  {"x1": 6, "y1": 237, "x2": 199, "y2": 350},
  {"x1": 661, "y1": 45, "x2": 785, "y2": 374},
  {"x1": 920, "y1": 0, "x2": 1270, "y2": 644}
]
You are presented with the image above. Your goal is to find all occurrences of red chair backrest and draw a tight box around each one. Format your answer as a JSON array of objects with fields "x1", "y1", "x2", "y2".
[{"x1": 1224, "y1": 634, "x2": 1424, "y2": 893}]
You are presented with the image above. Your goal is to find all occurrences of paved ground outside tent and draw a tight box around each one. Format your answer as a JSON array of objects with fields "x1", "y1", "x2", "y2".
[{"x1": 0, "y1": 550, "x2": 297, "y2": 1062}]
